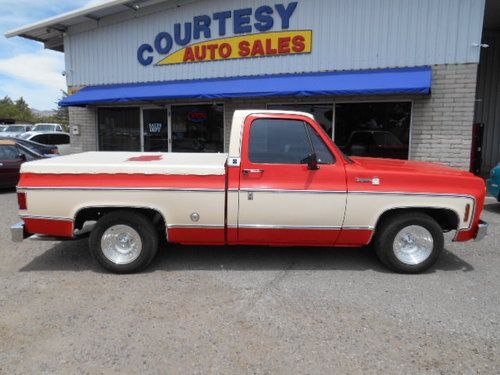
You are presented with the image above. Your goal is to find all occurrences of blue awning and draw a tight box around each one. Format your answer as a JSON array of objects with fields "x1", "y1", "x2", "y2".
[{"x1": 60, "y1": 66, "x2": 431, "y2": 106}]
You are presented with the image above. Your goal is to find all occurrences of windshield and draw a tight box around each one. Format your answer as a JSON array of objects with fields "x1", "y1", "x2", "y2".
[
  {"x1": 19, "y1": 133, "x2": 32, "y2": 139},
  {"x1": 32, "y1": 124, "x2": 55, "y2": 131},
  {"x1": 4, "y1": 125, "x2": 25, "y2": 132}
]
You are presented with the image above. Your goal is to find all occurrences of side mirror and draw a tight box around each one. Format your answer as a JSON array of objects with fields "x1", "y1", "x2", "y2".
[{"x1": 305, "y1": 153, "x2": 320, "y2": 170}]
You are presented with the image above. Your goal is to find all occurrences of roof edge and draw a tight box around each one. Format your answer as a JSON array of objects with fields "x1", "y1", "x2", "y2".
[{"x1": 4, "y1": 0, "x2": 130, "y2": 38}]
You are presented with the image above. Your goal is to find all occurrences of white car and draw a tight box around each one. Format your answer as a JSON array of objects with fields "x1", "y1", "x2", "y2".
[
  {"x1": 2, "y1": 124, "x2": 33, "y2": 137},
  {"x1": 19, "y1": 132, "x2": 71, "y2": 155},
  {"x1": 0, "y1": 125, "x2": 8, "y2": 132},
  {"x1": 31, "y1": 123, "x2": 64, "y2": 132}
]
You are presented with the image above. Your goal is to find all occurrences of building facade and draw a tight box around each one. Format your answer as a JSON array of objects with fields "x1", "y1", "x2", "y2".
[{"x1": 7, "y1": 0, "x2": 490, "y2": 170}]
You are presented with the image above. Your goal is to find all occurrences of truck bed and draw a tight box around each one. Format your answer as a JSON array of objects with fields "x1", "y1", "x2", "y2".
[{"x1": 21, "y1": 152, "x2": 228, "y2": 176}]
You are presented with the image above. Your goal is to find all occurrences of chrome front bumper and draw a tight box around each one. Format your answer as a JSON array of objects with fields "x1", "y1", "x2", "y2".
[
  {"x1": 11, "y1": 221, "x2": 27, "y2": 242},
  {"x1": 475, "y1": 220, "x2": 489, "y2": 242}
]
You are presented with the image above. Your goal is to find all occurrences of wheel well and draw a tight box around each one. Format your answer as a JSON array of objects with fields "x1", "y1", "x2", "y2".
[
  {"x1": 74, "y1": 206, "x2": 166, "y2": 232},
  {"x1": 375, "y1": 207, "x2": 460, "y2": 232}
]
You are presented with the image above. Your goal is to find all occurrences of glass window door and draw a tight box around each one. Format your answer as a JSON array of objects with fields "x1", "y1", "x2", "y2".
[
  {"x1": 143, "y1": 109, "x2": 169, "y2": 152},
  {"x1": 98, "y1": 108, "x2": 140, "y2": 151},
  {"x1": 171, "y1": 104, "x2": 224, "y2": 153}
]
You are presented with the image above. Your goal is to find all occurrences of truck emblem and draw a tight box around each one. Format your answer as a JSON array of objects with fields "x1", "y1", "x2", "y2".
[{"x1": 356, "y1": 177, "x2": 381, "y2": 185}]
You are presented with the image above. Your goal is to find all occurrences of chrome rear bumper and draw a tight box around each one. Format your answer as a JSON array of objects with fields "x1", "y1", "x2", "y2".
[
  {"x1": 475, "y1": 220, "x2": 488, "y2": 242},
  {"x1": 11, "y1": 221, "x2": 27, "y2": 242}
]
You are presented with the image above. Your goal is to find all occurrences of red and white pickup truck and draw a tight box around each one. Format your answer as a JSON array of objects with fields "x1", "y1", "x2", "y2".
[{"x1": 11, "y1": 110, "x2": 488, "y2": 273}]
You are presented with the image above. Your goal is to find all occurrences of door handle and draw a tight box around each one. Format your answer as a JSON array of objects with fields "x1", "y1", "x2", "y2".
[{"x1": 242, "y1": 169, "x2": 264, "y2": 175}]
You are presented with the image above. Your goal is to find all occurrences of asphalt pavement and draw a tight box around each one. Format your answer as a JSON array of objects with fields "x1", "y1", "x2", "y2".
[{"x1": 0, "y1": 189, "x2": 499, "y2": 374}]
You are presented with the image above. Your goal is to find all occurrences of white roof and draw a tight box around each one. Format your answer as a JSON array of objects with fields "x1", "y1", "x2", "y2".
[{"x1": 21, "y1": 151, "x2": 228, "y2": 176}]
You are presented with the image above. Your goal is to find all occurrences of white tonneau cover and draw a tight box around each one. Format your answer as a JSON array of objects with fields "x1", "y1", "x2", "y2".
[{"x1": 21, "y1": 152, "x2": 228, "y2": 175}]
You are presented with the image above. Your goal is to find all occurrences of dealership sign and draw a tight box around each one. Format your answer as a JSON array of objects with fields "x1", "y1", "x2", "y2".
[{"x1": 137, "y1": 2, "x2": 312, "y2": 66}]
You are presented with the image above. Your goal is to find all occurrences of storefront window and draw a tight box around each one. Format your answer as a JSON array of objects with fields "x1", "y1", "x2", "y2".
[
  {"x1": 335, "y1": 102, "x2": 411, "y2": 160},
  {"x1": 267, "y1": 103, "x2": 333, "y2": 136},
  {"x1": 171, "y1": 104, "x2": 224, "y2": 152},
  {"x1": 143, "y1": 109, "x2": 168, "y2": 152},
  {"x1": 97, "y1": 108, "x2": 140, "y2": 151}
]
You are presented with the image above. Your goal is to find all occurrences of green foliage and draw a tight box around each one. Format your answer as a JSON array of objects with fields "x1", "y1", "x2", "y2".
[{"x1": 0, "y1": 92, "x2": 69, "y2": 127}]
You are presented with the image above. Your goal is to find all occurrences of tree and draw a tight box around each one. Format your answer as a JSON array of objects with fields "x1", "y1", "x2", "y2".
[
  {"x1": 0, "y1": 96, "x2": 16, "y2": 119},
  {"x1": 54, "y1": 91, "x2": 69, "y2": 126},
  {"x1": 15, "y1": 97, "x2": 34, "y2": 121}
]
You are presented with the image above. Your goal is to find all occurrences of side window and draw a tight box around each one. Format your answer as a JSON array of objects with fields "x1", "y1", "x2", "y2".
[
  {"x1": 249, "y1": 119, "x2": 311, "y2": 164},
  {"x1": 33, "y1": 134, "x2": 48, "y2": 144},
  {"x1": 54, "y1": 134, "x2": 69, "y2": 144},
  {"x1": 307, "y1": 125, "x2": 335, "y2": 164},
  {"x1": 0, "y1": 145, "x2": 21, "y2": 160}
]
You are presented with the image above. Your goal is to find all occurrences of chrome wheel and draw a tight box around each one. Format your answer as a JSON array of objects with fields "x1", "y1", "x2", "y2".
[
  {"x1": 393, "y1": 225, "x2": 433, "y2": 265},
  {"x1": 100, "y1": 224, "x2": 142, "y2": 265}
]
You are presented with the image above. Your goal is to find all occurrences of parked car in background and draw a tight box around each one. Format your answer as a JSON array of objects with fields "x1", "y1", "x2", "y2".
[
  {"x1": 2, "y1": 124, "x2": 32, "y2": 138},
  {"x1": 19, "y1": 132, "x2": 71, "y2": 154},
  {"x1": 0, "y1": 136, "x2": 59, "y2": 157},
  {"x1": 487, "y1": 164, "x2": 500, "y2": 201},
  {"x1": 0, "y1": 125, "x2": 8, "y2": 132},
  {"x1": 340, "y1": 130, "x2": 409, "y2": 160},
  {"x1": 0, "y1": 139, "x2": 44, "y2": 188},
  {"x1": 31, "y1": 123, "x2": 64, "y2": 132}
]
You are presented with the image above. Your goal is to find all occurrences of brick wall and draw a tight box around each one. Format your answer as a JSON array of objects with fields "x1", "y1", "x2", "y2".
[
  {"x1": 68, "y1": 63, "x2": 478, "y2": 169},
  {"x1": 68, "y1": 107, "x2": 97, "y2": 152},
  {"x1": 410, "y1": 64, "x2": 478, "y2": 169}
]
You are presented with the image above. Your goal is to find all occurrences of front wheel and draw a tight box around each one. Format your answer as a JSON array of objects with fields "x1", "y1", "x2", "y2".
[
  {"x1": 89, "y1": 210, "x2": 159, "y2": 273},
  {"x1": 374, "y1": 212, "x2": 444, "y2": 274}
]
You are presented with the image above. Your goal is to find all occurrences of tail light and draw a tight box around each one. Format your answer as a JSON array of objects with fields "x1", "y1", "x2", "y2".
[{"x1": 17, "y1": 192, "x2": 27, "y2": 210}]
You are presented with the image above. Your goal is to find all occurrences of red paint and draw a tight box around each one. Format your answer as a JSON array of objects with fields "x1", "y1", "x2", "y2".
[
  {"x1": 18, "y1": 173, "x2": 225, "y2": 190},
  {"x1": 24, "y1": 218, "x2": 74, "y2": 238},
  {"x1": 238, "y1": 228, "x2": 338, "y2": 246},
  {"x1": 168, "y1": 228, "x2": 225, "y2": 245},
  {"x1": 336, "y1": 229, "x2": 374, "y2": 247},
  {"x1": 127, "y1": 155, "x2": 163, "y2": 162}
]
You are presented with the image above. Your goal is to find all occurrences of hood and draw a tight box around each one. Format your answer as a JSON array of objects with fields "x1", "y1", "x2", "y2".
[{"x1": 350, "y1": 157, "x2": 472, "y2": 177}]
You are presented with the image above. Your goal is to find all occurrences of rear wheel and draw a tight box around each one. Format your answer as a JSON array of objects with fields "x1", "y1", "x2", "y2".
[
  {"x1": 89, "y1": 210, "x2": 158, "y2": 273},
  {"x1": 374, "y1": 212, "x2": 444, "y2": 273}
]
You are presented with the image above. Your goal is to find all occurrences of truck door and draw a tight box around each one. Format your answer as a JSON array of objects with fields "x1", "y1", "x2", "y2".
[{"x1": 237, "y1": 114, "x2": 347, "y2": 245}]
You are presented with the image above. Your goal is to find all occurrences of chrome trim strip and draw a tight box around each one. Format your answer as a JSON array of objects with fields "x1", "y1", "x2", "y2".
[
  {"x1": 167, "y1": 224, "x2": 224, "y2": 229},
  {"x1": 20, "y1": 214, "x2": 73, "y2": 221},
  {"x1": 230, "y1": 224, "x2": 373, "y2": 230},
  {"x1": 350, "y1": 191, "x2": 476, "y2": 231},
  {"x1": 348, "y1": 191, "x2": 476, "y2": 201},
  {"x1": 17, "y1": 187, "x2": 225, "y2": 193},
  {"x1": 237, "y1": 224, "x2": 342, "y2": 230},
  {"x1": 238, "y1": 188, "x2": 346, "y2": 194},
  {"x1": 342, "y1": 226, "x2": 375, "y2": 230}
]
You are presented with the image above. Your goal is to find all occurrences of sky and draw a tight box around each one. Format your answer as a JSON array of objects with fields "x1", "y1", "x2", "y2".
[{"x1": 0, "y1": 0, "x2": 109, "y2": 110}]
